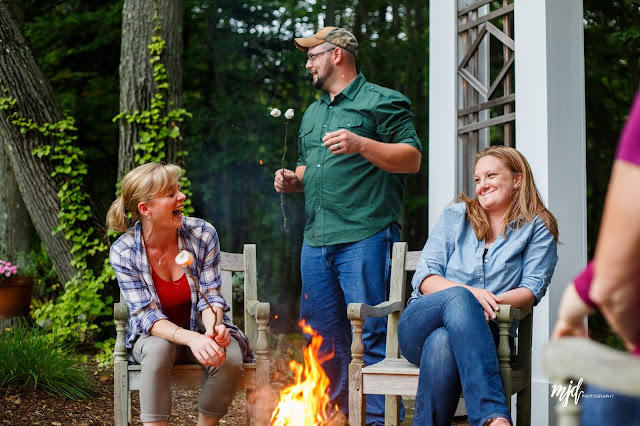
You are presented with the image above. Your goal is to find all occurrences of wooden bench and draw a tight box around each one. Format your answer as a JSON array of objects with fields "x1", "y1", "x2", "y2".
[
  {"x1": 544, "y1": 337, "x2": 640, "y2": 425},
  {"x1": 348, "y1": 242, "x2": 533, "y2": 426},
  {"x1": 113, "y1": 244, "x2": 270, "y2": 426}
]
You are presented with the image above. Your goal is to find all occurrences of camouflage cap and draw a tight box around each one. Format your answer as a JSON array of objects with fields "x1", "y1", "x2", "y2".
[{"x1": 294, "y1": 27, "x2": 358, "y2": 55}]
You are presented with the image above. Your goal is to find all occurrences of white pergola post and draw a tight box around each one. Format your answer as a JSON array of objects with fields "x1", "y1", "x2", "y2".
[
  {"x1": 515, "y1": 1, "x2": 586, "y2": 425},
  {"x1": 428, "y1": 0, "x2": 458, "y2": 227},
  {"x1": 429, "y1": 1, "x2": 587, "y2": 425}
]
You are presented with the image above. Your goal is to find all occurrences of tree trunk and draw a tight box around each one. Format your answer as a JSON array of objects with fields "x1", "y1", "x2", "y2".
[
  {"x1": 0, "y1": 0, "x2": 37, "y2": 259},
  {"x1": 0, "y1": 140, "x2": 38, "y2": 258},
  {"x1": 118, "y1": 0, "x2": 184, "y2": 180},
  {"x1": 325, "y1": 0, "x2": 336, "y2": 26},
  {"x1": 0, "y1": 2, "x2": 79, "y2": 284}
]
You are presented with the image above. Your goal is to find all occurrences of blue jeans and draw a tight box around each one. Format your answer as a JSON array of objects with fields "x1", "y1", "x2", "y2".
[
  {"x1": 581, "y1": 384, "x2": 640, "y2": 426},
  {"x1": 398, "y1": 287, "x2": 512, "y2": 426},
  {"x1": 300, "y1": 224, "x2": 400, "y2": 426}
]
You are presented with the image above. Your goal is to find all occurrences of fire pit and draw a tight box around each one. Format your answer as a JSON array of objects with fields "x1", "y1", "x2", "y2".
[{"x1": 270, "y1": 320, "x2": 348, "y2": 425}]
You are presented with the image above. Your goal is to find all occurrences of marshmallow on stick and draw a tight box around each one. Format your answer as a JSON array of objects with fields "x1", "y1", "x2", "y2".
[{"x1": 175, "y1": 250, "x2": 218, "y2": 335}]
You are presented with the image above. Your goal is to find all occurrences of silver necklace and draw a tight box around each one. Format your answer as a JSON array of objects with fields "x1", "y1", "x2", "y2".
[{"x1": 152, "y1": 247, "x2": 173, "y2": 266}]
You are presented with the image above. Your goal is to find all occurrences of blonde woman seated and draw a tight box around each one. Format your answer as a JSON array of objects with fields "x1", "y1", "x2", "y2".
[
  {"x1": 107, "y1": 162, "x2": 250, "y2": 426},
  {"x1": 398, "y1": 146, "x2": 559, "y2": 426}
]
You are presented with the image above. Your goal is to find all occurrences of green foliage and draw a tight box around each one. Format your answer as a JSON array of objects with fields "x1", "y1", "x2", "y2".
[
  {"x1": 581, "y1": 1, "x2": 640, "y2": 346},
  {"x1": 93, "y1": 337, "x2": 116, "y2": 370},
  {"x1": 0, "y1": 95, "x2": 114, "y2": 344},
  {"x1": 113, "y1": 5, "x2": 194, "y2": 215},
  {"x1": 24, "y1": 0, "x2": 122, "y2": 207},
  {"x1": 0, "y1": 323, "x2": 94, "y2": 400},
  {"x1": 583, "y1": 1, "x2": 640, "y2": 259},
  {"x1": 29, "y1": 242, "x2": 62, "y2": 305},
  {"x1": 230, "y1": 272, "x2": 245, "y2": 330}
]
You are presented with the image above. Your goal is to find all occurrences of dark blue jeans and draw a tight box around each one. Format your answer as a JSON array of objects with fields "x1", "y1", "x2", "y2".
[
  {"x1": 581, "y1": 384, "x2": 640, "y2": 426},
  {"x1": 300, "y1": 224, "x2": 400, "y2": 426},
  {"x1": 398, "y1": 287, "x2": 512, "y2": 426}
]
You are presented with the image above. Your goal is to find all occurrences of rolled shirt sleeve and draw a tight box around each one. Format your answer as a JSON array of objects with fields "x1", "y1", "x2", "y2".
[
  {"x1": 410, "y1": 204, "x2": 467, "y2": 302},
  {"x1": 191, "y1": 222, "x2": 230, "y2": 314},
  {"x1": 517, "y1": 217, "x2": 559, "y2": 304},
  {"x1": 373, "y1": 91, "x2": 422, "y2": 150}
]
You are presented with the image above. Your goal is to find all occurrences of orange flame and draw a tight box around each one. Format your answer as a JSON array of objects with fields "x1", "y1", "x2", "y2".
[{"x1": 270, "y1": 320, "x2": 338, "y2": 425}]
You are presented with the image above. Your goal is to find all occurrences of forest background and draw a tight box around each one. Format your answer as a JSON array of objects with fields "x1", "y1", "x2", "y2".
[{"x1": 0, "y1": 0, "x2": 638, "y2": 349}]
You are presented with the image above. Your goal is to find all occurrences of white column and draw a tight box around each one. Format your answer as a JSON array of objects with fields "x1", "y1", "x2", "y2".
[
  {"x1": 515, "y1": 1, "x2": 587, "y2": 425},
  {"x1": 428, "y1": 0, "x2": 458, "y2": 232}
]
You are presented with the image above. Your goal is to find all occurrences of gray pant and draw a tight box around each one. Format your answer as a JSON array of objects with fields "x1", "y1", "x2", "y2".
[{"x1": 132, "y1": 334, "x2": 244, "y2": 423}]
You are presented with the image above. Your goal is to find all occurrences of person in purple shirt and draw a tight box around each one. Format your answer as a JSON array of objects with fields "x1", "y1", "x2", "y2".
[
  {"x1": 553, "y1": 93, "x2": 640, "y2": 423},
  {"x1": 399, "y1": 146, "x2": 559, "y2": 426}
]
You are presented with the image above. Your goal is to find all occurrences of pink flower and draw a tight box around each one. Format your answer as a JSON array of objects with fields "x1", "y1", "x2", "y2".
[{"x1": 0, "y1": 258, "x2": 22, "y2": 281}]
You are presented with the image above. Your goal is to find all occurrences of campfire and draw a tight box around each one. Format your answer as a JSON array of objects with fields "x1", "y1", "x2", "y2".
[{"x1": 270, "y1": 320, "x2": 347, "y2": 426}]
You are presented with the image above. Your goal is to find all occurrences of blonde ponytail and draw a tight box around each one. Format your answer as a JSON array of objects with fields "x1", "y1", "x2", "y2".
[{"x1": 106, "y1": 197, "x2": 129, "y2": 232}]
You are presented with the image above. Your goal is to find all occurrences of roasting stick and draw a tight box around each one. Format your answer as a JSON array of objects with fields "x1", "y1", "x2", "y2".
[{"x1": 175, "y1": 250, "x2": 218, "y2": 337}]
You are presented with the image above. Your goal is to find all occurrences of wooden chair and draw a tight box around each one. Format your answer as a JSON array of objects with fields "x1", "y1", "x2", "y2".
[
  {"x1": 543, "y1": 337, "x2": 640, "y2": 425},
  {"x1": 348, "y1": 242, "x2": 533, "y2": 426},
  {"x1": 114, "y1": 244, "x2": 271, "y2": 426}
]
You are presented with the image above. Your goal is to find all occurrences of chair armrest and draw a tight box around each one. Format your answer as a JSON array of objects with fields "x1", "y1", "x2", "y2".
[
  {"x1": 347, "y1": 301, "x2": 404, "y2": 321},
  {"x1": 495, "y1": 304, "x2": 531, "y2": 323},
  {"x1": 245, "y1": 299, "x2": 270, "y2": 321},
  {"x1": 544, "y1": 337, "x2": 640, "y2": 397},
  {"x1": 244, "y1": 299, "x2": 270, "y2": 380},
  {"x1": 348, "y1": 301, "x2": 405, "y2": 365},
  {"x1": 114, "y1": 301, "x2": 129, "y2": 363},
  {"x1": 495, "y1": 304, "x2": 533, "y2": 394}
]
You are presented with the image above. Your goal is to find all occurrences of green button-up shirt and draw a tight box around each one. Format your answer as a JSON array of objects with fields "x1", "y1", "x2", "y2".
[{"x1": 297, "y1": 73, "x2": 422, "y2": 246}]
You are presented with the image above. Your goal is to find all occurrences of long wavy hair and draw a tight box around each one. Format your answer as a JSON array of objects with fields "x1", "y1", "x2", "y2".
[
  {"x1": 106, "y1": 163, "x2": 182, "y2": 232},
  {"x1": 458, "y1": 146, "x2": 559, "y2": 242}
]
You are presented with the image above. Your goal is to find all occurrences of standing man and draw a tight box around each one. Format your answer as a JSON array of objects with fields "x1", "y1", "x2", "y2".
[{"x1": 274, "y1": 27, "x2": 422, "y2": 425}]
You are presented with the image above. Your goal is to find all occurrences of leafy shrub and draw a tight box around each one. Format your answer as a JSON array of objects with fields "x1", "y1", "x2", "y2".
[
  {"x1": 93, "y1": 337, "x2": 116, "y2": 370},
  {"x1": 0, "y1": 323, "x2": 93, "y2": 400}
]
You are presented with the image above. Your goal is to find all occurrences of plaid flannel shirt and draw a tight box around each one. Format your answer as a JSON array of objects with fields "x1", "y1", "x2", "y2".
[{"x1": 110, "y1": 216, "x2": 253, "y2": 362}]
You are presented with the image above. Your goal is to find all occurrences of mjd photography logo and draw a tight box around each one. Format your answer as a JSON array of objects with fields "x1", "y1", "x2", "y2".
[
  {"x1": 551, "y1": 379, "x2": 585, "y2": 407},
  {"x1": 551, "y1": 378, "x2": 616, "y2": 406}
]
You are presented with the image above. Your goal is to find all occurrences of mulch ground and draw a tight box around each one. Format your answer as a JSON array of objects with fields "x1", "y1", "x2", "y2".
[
  {"x1": 0, "y1": 332, "x2": 470, "y2": 425},
  {"x1": 0, "y1": 333, "x2": 298, "y2": 426}
]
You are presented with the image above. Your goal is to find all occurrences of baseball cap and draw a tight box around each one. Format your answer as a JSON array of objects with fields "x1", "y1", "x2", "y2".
[{"x1": 294, "y1": 27, "x2": 358, "y2": 55}]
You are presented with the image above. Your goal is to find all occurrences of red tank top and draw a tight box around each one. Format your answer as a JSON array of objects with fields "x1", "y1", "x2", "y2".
[{"x1": 152, "y1": 267, "x2": 191, "y2": 326}]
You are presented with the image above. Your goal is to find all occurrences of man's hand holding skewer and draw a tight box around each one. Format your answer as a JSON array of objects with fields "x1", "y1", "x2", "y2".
[{"x1": 274, "y1": 168, "x2": 304, "y2": 193}]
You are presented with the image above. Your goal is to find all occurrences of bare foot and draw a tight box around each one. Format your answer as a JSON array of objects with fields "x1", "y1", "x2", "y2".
[{"x1": 486, "y1": 418, "x2": 511, "y2": 426}]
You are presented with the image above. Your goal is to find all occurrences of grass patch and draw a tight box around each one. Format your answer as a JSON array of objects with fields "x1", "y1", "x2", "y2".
[{"x1": 0, "y1": 322, "x2": 94, "y2": 400}]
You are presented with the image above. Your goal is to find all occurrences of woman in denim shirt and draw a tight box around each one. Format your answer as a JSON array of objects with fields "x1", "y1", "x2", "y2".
[{"x1": 398, "y1": 146, "x2": 559, "y2": 426}]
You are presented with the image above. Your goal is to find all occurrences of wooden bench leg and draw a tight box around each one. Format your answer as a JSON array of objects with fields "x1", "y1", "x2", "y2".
[
  {"x1": 349, "y1": 318, "x2": 366, "y2": 426},
  {"x1": 114, "y1": 360, "x2": 129, "y2": 426},
  {"x1": 385, "y1": 395, "x2": 401, "y2": 426}
]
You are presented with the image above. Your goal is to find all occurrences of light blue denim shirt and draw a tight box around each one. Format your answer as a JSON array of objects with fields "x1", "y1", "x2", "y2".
[{"x1": 408, "y1": 202, "x2": 558, "y2": 305}]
